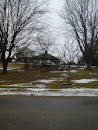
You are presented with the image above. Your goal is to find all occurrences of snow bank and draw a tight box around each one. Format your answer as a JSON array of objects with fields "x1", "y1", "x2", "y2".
[
  {"x1": 72, "y1": 79, "x2": 98, "y2": 83},
  {"x1": 0, "y1": 88, "x2": 98, "y2": 96}
]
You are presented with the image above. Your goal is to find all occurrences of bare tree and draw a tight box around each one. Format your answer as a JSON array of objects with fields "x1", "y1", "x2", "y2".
[
  {"x1": 60, "y1": 0, "x2": 98, "y2": 70},
  {"x1": 58, "y1": 39, "x2": 79, "y2": 85},
  {"x1": 34, "y1": 30, "x2": 58, "y2": 54},
  {"x1": 0, "y1": 0, "x2": 49, "y2": 74},
  {"x1": 93, "y1": 44, "x2": 98, "y2": 67}
]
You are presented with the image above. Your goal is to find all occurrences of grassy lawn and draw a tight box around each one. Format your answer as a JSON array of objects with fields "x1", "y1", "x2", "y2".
[{"x1": 0, "y1": 62, "x2": 98, "y2": 90}]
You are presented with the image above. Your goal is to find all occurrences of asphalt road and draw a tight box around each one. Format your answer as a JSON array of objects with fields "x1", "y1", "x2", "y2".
[{"x1": 0, "y1": 96, "x2": 98, "y2": 130}]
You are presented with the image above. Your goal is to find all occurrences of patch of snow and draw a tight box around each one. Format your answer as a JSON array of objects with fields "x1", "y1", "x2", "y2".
[
  {"x1": 0, "y1": 66, "x2": 23, "y2": 71},
  {"x1": 59, "y1": 88, "x2": 98, "y2": 96},
  {"x1": 35, "y1": 84, "x2": 46, "y2": 88},
  {"x1": 0, "y1": 81, "x2": 4, "y2": 82},
  {"x1": 63, "y1": 70, "x2": 67, "y2": 73},
  {"x1": 34, "y1": 79, "x2": 56, "y2": 83},
  {"x1": 0, "y1": 82, "x2": 47, "y2": 88},
  {"x1": 51, "y1": 78, "x2": 64, "y2": 80},
  {"x1": 80, "y1": 66, "x2": 86, "y2": 68},
  {"x1": 34, "y1": 78, "x2": 64, "y2": 84},
  {"x1": 62, "y1": 74, "x2": 68, "y2": 77},
  {"x1": 1, "y1": 88, "x2": 98, "y2": 96},
  {"x1": 0, "y1": 88, "x2": 17, "y2": 91},
  {"x1": 90, "y1": 73, "x2": 96, "y2": 75},
  {"x1": 7, "y1": 67, "x2": 20, "y2": 70},
  {"x1": 72, "y1": 79, "x2": 98, "y2": 83},
  {"x1": 70, "y1": 70, "x2": 77, "y2": 73},
  {"x1": 0, "y1": 82, "x2": 33, "y2": 88},
  {"x1": 27, "y1": 88, "x2": 50, "y2": 91},
  {"x1": 63, "y1": 70, "x2": 77, "y2": 73},
  {"x1": 2, "y1": 83, "x2": 32, "y2": 87}
]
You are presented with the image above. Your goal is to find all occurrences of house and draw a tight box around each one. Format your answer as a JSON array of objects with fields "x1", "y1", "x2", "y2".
[
  {"x1": 16, "y1": 47, "x2": 35, "y2": 63},
  {"x1": 32, "y1": 51, "x2": 60, "y2": 71}
]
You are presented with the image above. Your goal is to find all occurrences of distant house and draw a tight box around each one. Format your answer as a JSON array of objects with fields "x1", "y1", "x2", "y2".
[
  {"x1": 32, "y1": 51, "x2": 60, "y2": 71},
  {"x1": 66, "y1": 62, "x2": 77, "y2": 65},
  {"x1": 16, "y1": 47, "x2": 35, "y2": 63}
]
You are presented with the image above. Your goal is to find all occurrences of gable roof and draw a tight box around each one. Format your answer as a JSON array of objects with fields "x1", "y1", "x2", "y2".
[{"x1": 33, "y1": 53, "x2": 59, "y2": 61}]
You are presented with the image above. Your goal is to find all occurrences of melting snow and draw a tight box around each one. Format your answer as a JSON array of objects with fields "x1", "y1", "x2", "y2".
[
  {"x1": 62, "y1": 74, "x2": 68, "y2": 77},
  {"x1": 0, "y1": 66, "x2": 24, "y2": 71},
  {"x1": 70, "y1": 70, "x2": 77, "y2": 73},
  {"x1": 0, "y1": 81, "x2": 4, "y2": 82},
  {"x1": 0, "y1": 88, "x2": 98, "y2": 96},
  {"x1": 35, "y1": 84, "x2": 46, "y2": 88},
  {"x1": 63, "y1": 70, "x2": 77, "y2": 73},
  {"x1": 72, "y1": 79, "x2": 98, "y2": 83},
  {"x1": 1, "y1": 83, "x2": 47, "y2": 88},
  {"x1": 34, "y1": 78, "x2": 64, "y2": 84},
  {"x1": 0, "y1": 67, "x2": 20, "y2": 70}
]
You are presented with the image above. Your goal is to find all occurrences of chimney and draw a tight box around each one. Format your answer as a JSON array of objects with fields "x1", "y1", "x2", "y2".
[{"x1": 45, "y1": 51, "x2": 47, "y2": 54}]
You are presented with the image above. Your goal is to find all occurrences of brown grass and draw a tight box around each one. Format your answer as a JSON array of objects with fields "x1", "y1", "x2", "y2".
[{"x1": 0, "y1": 63, "x2": 98, "y2": 89}]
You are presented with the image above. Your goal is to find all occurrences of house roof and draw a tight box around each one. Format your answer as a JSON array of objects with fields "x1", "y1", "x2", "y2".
[{"x1": 33, "y1": 53, "x2": 59, "y2": 61}]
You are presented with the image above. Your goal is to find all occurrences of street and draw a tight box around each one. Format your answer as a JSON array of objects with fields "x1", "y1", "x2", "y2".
[{"x1": 0, "y1": 96, "x2": 98, "y2": 130}]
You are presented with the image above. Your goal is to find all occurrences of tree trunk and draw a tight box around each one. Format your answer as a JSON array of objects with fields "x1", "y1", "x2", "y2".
[
  {"x1": 67, "y1": 64, "x2": 71, "y2": 84},
  {"x1": 2, "y1": 61, "x2": 8, "y2": 74},
  {"x1": 84, "y1": 55, "x2": 92, "y2": 70},
  {"x1": 86, "y1": 62, "x2": 92, "y2": 70}
]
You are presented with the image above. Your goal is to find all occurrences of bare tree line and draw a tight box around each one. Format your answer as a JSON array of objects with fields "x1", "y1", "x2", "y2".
[
  {"x1": 0, "y1": 0, "x2": 49, "y2": 74},
  {"x1": 1, "y1": 0, "x2": 98, "y2": 74},
  {"x1": 60, "y1": 0, "x2": 98, "y2": 69}
]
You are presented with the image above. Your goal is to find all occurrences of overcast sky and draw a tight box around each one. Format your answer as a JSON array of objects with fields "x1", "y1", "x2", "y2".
[
  {"x1": 47, "y1": 0, "x2": 65, "y2": 56},
  {"x1": 49, "y1": 0, "x2": 64, "y2": 28}
]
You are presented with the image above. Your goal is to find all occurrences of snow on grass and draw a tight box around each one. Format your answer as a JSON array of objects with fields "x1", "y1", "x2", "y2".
[
  {"x1": 0, "y1": 66, "x2": 24, "y2": 71},
  {"x1": 80, "y1": 66, "x2": 86, "y2": 68},
  {"x1": 1, "y1": 83, "x2": 33, "y2": 87},
  {"x1": 0, "y1": 88, "x2": 98, "y2": 96},
  {"x1": 72, "y1": 78, "x2": 98, "y2": 83},
  {"x1": 34, "y1": 78, "x2": 64, "y2": 84},
  {"x1": 7, "y1": 67, "x2": 20, "y2": 70},
  {"x1": 0, "y1": 82, "x2": 47, "y2": 88},
  {"x1": 90, "y1": 73, "x2": 96, "y2": 75},
  {"x1": 0, "y1": 81, "x2": 4, "y2": 82},
  {"x1": 34, "y1": 79, "x2": 55, "y2": 83},
  {"x1": 62, "y1": 74, "x2": 68, "y2": 77},
  {"x1": 0, "y1": 78, "x2": 64, "y2": 88},
  {"x1": 0, "y1": 66, "x2": 20, "y2": 70},
  {"x1": 35, "y1": 84, "x2": 46, "y2": 88},
  {"x1": 70, "y1": 70, "x2": 77, "y2": 73},
  {"x1": 63, "y1": 70, "x2": 77, "y2": 73}
]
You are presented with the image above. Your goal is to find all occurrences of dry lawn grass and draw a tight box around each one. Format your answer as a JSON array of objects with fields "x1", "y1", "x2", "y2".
[{"x1": 0, "y1": 63, "x2": 98, "y2": 89}]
